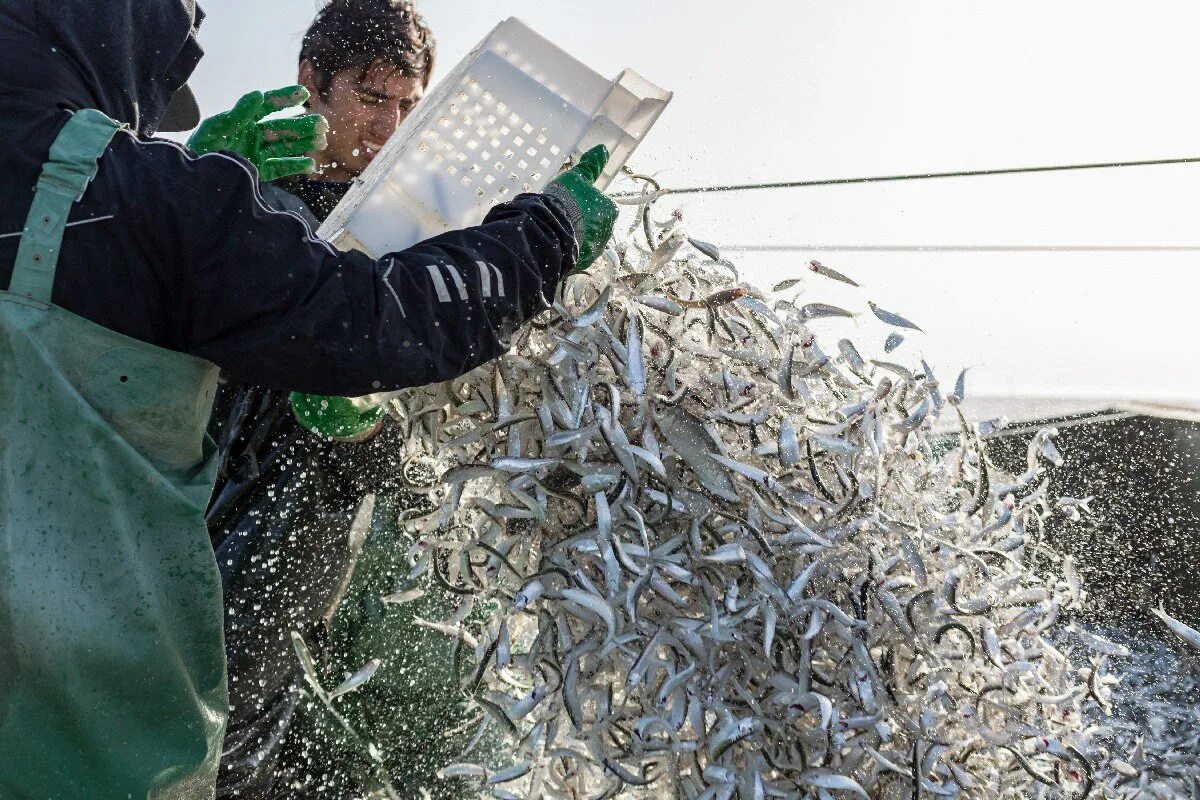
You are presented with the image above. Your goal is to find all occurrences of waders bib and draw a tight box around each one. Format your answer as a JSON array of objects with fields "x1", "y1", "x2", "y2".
[{"x1": 0, "y1": 111, "x2": 227, "y2": 798}]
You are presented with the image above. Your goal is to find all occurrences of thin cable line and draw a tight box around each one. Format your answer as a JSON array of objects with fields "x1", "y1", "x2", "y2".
[
  {"x1": 722, "y1": 244, "x2": 1200, "y2": 253},
  {"x1": 610, "y1": 156, "x2": 1200, "y2": 198}
]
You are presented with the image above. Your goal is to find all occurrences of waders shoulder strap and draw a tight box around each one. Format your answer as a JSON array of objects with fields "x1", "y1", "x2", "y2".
[{"x1": 8, "y1": 109, "x2": 123, "y2": 302}]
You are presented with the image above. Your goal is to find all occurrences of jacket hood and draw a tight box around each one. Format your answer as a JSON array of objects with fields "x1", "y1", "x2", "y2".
[{"x1": 0, "y1": 0, "x2": 204, "y2": 135}]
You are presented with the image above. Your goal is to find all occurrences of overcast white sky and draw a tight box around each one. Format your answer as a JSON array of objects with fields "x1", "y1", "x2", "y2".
[{"x1": 188, "y1": 1, "x2": 1200, "y2": 403}]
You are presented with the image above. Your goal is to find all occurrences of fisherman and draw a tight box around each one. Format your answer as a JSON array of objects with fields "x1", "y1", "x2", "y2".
[
  {"x1": 202, "y1": 1, "x2": 476, "y2": 795},
  {"x1": 0, "y1": 0, "x2": 616, "y2": 797}
]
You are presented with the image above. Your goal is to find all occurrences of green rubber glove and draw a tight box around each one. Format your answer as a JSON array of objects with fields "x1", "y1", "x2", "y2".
[
  {"x1": 187, "y1": 86, "x2": 329, "y2": 182},
  {"x1": 547, "y1": 145, "x2": 618, "y2": 274},
  {"x1": 290, "y1": 393, "x2": 387, "y2": 443}
]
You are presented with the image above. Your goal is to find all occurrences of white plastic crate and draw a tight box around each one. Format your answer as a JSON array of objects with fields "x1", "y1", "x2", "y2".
[{"x1": 318, "y1": 17, "x2": 672, "y2": 258}]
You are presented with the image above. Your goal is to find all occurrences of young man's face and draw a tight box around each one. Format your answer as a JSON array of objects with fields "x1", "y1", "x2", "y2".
[{"x1": 299, "y1": 59, "x2": 424, "y2": 182}]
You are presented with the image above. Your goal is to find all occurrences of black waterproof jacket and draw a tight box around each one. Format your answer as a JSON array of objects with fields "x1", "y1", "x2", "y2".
[{"x1": 0, "y1": 0, "x2": 579, "y2": 398}]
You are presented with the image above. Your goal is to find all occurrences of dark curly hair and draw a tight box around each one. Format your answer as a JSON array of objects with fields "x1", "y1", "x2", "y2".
[{"x1": 300, "y1": 0, "x2": 436, "y2": 99}]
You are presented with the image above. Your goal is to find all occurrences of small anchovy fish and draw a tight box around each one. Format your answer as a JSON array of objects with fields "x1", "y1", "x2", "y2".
[
  {"x1": 869, "y1": 301, "x2": 923, "y2": 332},
  {"x1": 1153, "y1": 606, "x2": 1200, "y2": 649},
  {"x1": 808, "y1": 260, "x2": 860, "y2": 287},
  {"x1": 487, "y1": 762, "x2": 533, "y2": 785},
  {"x1": 382, "y1": 588, "x2": 425, "y2": 606},
  {"x1": 950, "y1": 367, "x2": 969, "y2": 405},
  {"x1": 648, "y1": 229, "x2": 687, "y2": 272},
  {"x1": 671, "y1": 287, "x2": 750, "y2": 309},
  {"x1": 779, "y1": 419, "x2": 801, "y2": 468},
  {"x1": 801, "y1": 302, "x2": 855, "y2": 321},
  {"x1": 511, "y1": 580, "x2": 545, "y2": 612},
  {"x1": 838, "y1": 339, "x2": 868, "y2": 375},
  {"x1": 626, "y1": 313, "x2": 647, "y2": 397},
  {"x1": 491, "y1": 457, "x2": 560, "y2": 472},
  {"x1": 799, "y1": 772, "x2": 870, "y2": 799},
  {"x1": 439, "y1": 763, "x2": 487, "y2": 780},
  {"x1": 885, "y1": 332, "x2": 904, "y2": 353},
  {"x1": 290, "y1": 631, "x2": 321, "y2": 687},
  {"x1": 572, "y1": 286, "x2": 612, "y2": 328},
  {"x1": 636, "y1": 295, "x2": 685, "y2": 316},
  {"x1": 688, "y1": 237, "x2": 721, "y2": 261},
  {"x1": 329, "y1": 658, "x2": 382, "y2": 699}
]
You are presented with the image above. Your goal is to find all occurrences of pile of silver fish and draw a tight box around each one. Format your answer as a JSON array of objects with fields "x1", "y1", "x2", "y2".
[{"x1": 296, "y1": 201, "x2": 1200, "y2": 798}]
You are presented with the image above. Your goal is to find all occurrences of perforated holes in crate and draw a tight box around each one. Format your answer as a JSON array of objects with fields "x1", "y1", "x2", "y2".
[{"x1": 413, "y1": 77, "x2": 570, "y2": 206}]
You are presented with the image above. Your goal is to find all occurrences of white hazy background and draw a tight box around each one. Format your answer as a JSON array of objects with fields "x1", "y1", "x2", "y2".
[{"x1": 188, "y1": 1, "x2": 1200, "y2": 403}]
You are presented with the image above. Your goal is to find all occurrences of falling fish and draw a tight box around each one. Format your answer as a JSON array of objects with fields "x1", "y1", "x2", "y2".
[
  {"x1": 869, "y1": 300, "x2": 924, "y2": 332},
  {"x1": 487, "y1": 761, "x2": 533, "y2": 785},
  {"x1": 351, "y1": 182, "x2": 1128, "y2": 800},
  {"x1": 329, "y1": 658, "x2": 382, "y2": 699},
  {"x1": 801, "y1": 302, "x2": 856, "y2": 322},
  {"x1": 808, "y1": 260, "x2": 860, "y2": 287},
  {"x1": 799, "y1": 772, "x2": 870, "y2": 799},
  {"x1": 1152, "y1": 606, "x2": 1200, "y2": 649},
  {"x1": 290, "y1": 631, "x2": 321, "y2": 687},
  {"x1": 950, "y1": 367, "x2": 969, "y2": 405},
  {"x1": 439, "y1": 763, "x2": 487, "y2": 780},
  {"x1": 779, "y1": 419, "x2": 801, "y2": 468},
  {"x1": 381, "y1": 588, "x2": 425, "y2": 606},
  {"x1": 688, "y1": 237, "x2": 721, "y2": 261},
  {"x1": 636, "y1": 294, "x2": 685, "y2": 316}
]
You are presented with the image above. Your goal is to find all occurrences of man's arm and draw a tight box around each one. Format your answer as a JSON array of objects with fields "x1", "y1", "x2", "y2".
[{"x1": 141, "y1": 142, "x2": 577, "y2": 396}]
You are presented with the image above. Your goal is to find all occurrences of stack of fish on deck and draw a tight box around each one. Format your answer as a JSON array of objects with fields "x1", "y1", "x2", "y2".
[{"x1": 293, "y1": 194, "x2": 1182, "y2": 799}]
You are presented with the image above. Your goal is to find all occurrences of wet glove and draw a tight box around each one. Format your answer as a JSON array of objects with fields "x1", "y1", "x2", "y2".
[
  {"x1": 545, "y1": 145, "x2": 618, "y2": 273},
  {"x1": 290, "y1": 393, "x2": 387, "y2": 443},
  {"x1": 188, "y1": 86, "x2": 329, "y2": 182}
]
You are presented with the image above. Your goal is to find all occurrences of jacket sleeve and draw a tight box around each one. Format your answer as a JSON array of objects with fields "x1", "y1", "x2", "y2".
[{"x1": 137, "y1": 143, "x2": 578, "y2": 396}]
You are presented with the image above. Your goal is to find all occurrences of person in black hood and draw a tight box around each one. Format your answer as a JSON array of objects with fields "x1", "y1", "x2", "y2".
[
  {"x1": 0, "y1": 0, "x2": 205, "y2": 138},
  {"x1": 0, "y1": 0, "x2": 615, "y2": 796}
]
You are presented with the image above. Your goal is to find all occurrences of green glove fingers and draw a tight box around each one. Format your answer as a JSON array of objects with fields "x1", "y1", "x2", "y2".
[
  {"x1": 260, "y1": 138, "x2": 318, "y2": 161},
  {"x1": 290, "y1": 393, "x2": 387, "y2": 442},
  {"x1": 189, "y1": 90, "x2": 262, "y2": 146},
  {"x1": 261, "y1": 85, "x2": 310, "y2": 114},
  {"x1": 261, "y1": 114, "x2": 328, "y2": 142},
  {"x1": 548, "y1": 144, "x2": 618, "y2": 274},
  {"x1": 574, "y1": 144, "x2": 608, "y2": 183},
  {"x1": 258, "y1": 114, "x2": 326, "y2": 180},
  {"x1": 261, "y1": 115, "x2": 330, "y2": 151},
  {"x1": 187, "y1": 86, "x2": 328, "y2": 183},
  {"x1": 259, "y1": 157, "x2": 316, "y2": 183},
  {"x1": 230, "y1": 90, "x2": 267, "y2": 122}
]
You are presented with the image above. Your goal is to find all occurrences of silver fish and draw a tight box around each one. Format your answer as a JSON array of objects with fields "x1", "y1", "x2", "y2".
[
  {"x1": 636, "y1": 294, "x2": 685, "y2": 316},
  {"x1": 1153, "y1": 606, "x2": 1200, "y2": 649},
  {"x1": 869, "y1": 300, "x2": 923, "y2": 332},
  {"x1": 329, "y1": 658, "x2": 382, "y2": 699},
  {"x1": 382, "y1": 588, "x2": 425, "y2": 606},
  {"x1": 808, "y1": 260, "x2": 860, "y2": 287},
  {"x1": 688, "y1": 237, "x2": 721, "y2": 261},
  {"x1": 801, "y1": 302, "x2": 855, "y2": 322}
]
